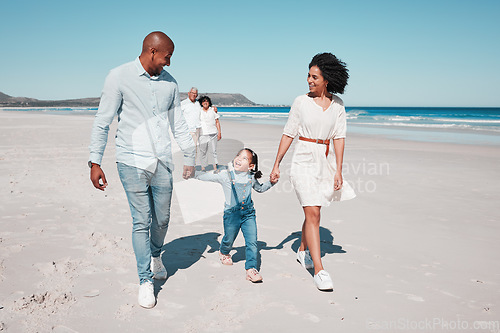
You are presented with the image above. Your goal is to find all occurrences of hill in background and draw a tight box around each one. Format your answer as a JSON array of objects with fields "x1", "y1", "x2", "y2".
[{"x1": 0, "y1": 91, "x2": 257, "y2": 108}]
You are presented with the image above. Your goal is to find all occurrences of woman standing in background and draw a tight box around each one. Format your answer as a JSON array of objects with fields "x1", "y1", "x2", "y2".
[{"x1": 198, "y1": 95, "x2": 222, "y2": 172}]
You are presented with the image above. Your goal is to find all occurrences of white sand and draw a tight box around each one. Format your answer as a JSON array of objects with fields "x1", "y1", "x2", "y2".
[{"x1": 1, "y1": 110, "x2": 499, "y2": 332}]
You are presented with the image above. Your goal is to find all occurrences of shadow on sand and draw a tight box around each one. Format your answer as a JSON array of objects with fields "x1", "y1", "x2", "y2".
[
  {"x1": 271, "y1": 226, "x2": 346, "y2": 277},
  {"x1": 154, "y1": 232, "x2": 220, "y2": 292},
  {"x1": 230, "y1": 226, "x2": 345, "y2": 273},
  {"x1": 153, "y1": 227, "x2": 345, "y2": 293}
]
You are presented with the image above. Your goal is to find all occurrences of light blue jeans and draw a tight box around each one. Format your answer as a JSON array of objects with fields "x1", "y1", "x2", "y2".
[{"x1": 117, "y1": 162, "x2": 173, "y2": 284}]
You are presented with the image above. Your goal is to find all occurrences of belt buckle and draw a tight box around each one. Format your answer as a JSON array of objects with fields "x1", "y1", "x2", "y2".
[{"x1": 315, "y1": 139, "x2": 320, "y2": 144}]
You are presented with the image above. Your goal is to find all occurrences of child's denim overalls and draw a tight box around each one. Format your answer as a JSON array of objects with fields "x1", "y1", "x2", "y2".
[{"x1": 220, "y1": 171, "x2": 258, "y2": 270}]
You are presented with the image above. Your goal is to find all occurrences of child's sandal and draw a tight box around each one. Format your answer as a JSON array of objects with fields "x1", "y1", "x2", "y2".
[
  {"x1": 246, "y1": 268, "x2": 263, "y2": 283},
  {"x1": 219, "y1": 252, "x2": 233, "y2": 265}
]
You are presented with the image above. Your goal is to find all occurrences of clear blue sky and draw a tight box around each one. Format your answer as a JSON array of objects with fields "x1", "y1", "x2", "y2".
[{"x1": 1, "y1": 0, "x2": 499, "y2": 106}]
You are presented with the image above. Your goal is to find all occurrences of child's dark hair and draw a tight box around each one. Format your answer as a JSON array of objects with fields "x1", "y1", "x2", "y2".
[
  {"x1": 198, "y1": 95, "x2": 212, "y2": 107},
  {"x1": 240, "y1": 148, "x2": 262, "y2": 179}
]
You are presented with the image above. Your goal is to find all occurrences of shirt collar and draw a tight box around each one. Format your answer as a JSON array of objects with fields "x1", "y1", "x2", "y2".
[
  {"x1": 134, "y1": 57, "x2": 165, "y2": 79},
  {"x1": 134, "y1": 57, "x2": 148, "y2": 77}
]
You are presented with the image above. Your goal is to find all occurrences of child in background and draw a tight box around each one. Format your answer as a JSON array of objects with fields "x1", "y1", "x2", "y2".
[{"x1": 196, "y1": 148, "x2": 277, "y2": 282}]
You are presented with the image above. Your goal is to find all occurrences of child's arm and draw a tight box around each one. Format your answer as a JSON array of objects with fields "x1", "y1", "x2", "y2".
[
  {"x1": 252, "y1": 177, "x2": 276, "y2": 193},
  {"x1": 195, "y1": 170, "x2": 225, "y2": 183}
]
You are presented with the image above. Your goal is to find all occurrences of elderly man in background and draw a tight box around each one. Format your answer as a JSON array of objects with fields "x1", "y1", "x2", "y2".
[{"x1": 180, "y1": 87, "x2": 202, "y2": 158}]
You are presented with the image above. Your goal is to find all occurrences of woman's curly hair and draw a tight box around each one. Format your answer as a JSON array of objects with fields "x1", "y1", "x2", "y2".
[
  {"x1": 309, "y1": 53, "x2": 349, "y2": 94},
  {"x1": 198, "y1": 95, "x2": 212, "y2": 107}
]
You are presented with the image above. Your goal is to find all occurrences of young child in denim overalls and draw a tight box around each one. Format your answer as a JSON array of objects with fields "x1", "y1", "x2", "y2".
[{"x1": 195, "y1": 148, "x2": 277, "y2": 282}]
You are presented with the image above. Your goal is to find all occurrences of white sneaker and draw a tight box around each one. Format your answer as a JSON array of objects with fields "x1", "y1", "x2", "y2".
[
  {"x1": 313, "y1": 270, "x2": 333, "y2": 291},
  {"x1": 138, "y1": 281, "x2": 156, "y2": 308},
  {"x1": 296, "y1": 249, "x2": 314, "y2": 269},
  {"x1": 151, "y1": 256, "x2": 167, "y2": 280}
]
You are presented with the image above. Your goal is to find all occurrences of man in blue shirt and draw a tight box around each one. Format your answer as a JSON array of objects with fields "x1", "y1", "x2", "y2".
[{"x1": 89, "y1": 31, "x2": 195, "y2": 309}]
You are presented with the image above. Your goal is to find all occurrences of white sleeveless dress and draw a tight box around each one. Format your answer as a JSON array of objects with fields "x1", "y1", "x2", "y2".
[{"x1": 283, "y1": 94, "x2": 356, "y2": 207}]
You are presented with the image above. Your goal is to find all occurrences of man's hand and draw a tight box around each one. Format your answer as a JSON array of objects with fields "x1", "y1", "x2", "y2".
[
  {"x1": 183, "y1": 165, "x2": 195, "y2": 179},
  {"x1": 90, "y1": 164, "x2": 108, "y2": 191}
]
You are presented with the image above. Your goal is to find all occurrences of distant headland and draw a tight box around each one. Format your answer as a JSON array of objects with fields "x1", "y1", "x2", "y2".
[{"x1": 0, "y1": 91, "x2": 259, "y2": 108}]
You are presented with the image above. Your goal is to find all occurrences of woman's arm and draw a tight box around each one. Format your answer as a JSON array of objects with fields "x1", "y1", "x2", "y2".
[
  {"x1": 215, "y1": 118, "x2": 221, "y2": 141},
  {"x1": 270, "y1": 134, "x2": 294, "y2": 181},
  {"x1": 332, "y1": 138, "x2": 345, "y2": 190}
]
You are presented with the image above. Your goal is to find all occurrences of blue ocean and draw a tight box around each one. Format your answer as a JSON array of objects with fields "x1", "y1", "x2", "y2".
[
  {"x1": 218, "y1": 106, "x2": 500, "y2": 146},
  {"x1": 4, "y1": 106, "x2": 500, "y2": 145}
]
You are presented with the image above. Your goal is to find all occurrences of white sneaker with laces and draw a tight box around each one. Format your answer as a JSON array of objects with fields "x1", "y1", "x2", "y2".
[
  {"x1": 313, "y1": 270, "x2": 333, "y2": 291},
  {"x1": 151, "y1": 256, "x2": 167, "y2": 280},
  {"x1": 296, "y1": 249, "x2": 314, "y2": 269},
  {"x1": 138, "y1": 280, "x2": 156, "y2": 308}
]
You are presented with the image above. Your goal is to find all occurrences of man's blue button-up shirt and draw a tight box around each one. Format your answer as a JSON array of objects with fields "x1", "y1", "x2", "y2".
[{"x1": 89, "y1": 57, "x2": 195, "y2": 172}]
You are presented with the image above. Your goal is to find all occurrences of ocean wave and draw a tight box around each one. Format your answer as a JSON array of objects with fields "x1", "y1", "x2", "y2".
[
  {"x1": 347, "y1": 109, "x2": 368, "y2": 116},
  {"x1": 387, "y1": 116, "x2": 427, "y2": 121},
  {"x1": 358, "y1": 122, "x2": 462, "y2": 128},
  {"x1": 219, "y1": 112, "x2": 287, "y2": 118},
  {"x1": 351, "y1": 122, "x2": 500, "y2": 132},
  {"x1": 431, "y1": 118, "x2": 500, "y2": 124},
  {"x1": 348, "y1": 114, "x2": 500, "y2": 126},
  {"x1": 368, "y1": 115, "x2": 427, "y2": 121}
]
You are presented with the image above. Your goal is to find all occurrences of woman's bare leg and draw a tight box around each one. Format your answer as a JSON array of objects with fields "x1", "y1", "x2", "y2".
[{"x1": 302, "y1": 206, "x2": 322, "y2": 274}]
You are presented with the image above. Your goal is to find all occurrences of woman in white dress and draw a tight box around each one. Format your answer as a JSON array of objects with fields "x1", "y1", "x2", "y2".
[
  {"x1": 271, "y1": 53, "x2": 355, "y2": 291},
  {"x1": 198, "y1": 95, "x2": 222, "y2": 172}
]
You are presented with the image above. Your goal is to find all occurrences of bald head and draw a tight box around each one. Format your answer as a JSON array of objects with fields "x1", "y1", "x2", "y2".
[
  {"x1": 141, "y1": 31, "x2": 174, "y2": 55},
  {"x1": 139, "y1": 31, "x2": 175, "y2": 76}
]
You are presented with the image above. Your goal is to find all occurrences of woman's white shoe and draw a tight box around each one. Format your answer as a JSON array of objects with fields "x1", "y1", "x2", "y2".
[{"x1": 313, "y1": 270, "x2": 333, "y2": 291}]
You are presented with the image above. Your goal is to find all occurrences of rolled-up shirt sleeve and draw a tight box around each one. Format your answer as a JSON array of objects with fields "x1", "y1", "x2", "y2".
[
  {"x1": 88, "y1": 70, "x2": 122, "y2": 166},
  {"x1": 283, "y1": 96, "x2": 301, "y2": 138}
]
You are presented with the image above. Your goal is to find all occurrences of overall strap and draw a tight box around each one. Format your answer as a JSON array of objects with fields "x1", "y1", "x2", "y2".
[{"x1": 228, "y1": 170, "x2": 240, "y2": 204}]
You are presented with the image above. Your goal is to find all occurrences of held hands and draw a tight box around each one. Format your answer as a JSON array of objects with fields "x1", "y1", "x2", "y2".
[
  {"x1": 90, "y1": 164, "x2": 108, "y2": 191},
  {"x1": 183, "y1": 165, "x2": 195, "y2": 179},
  {"x1": 334, "y1": 171, "x2": 343, "y2": 191},
  {"x1": 270, "y1": 166, "x2": 280, "y2": 184}
]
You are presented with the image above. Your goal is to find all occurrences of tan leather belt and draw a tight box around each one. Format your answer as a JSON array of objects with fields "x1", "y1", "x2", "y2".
[{"x1": 299, "y1": 136, "x2": 330, "y2": 156}]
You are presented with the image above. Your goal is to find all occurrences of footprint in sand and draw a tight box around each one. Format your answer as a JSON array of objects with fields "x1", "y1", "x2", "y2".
[
  {"x1": 272, "y1": 249, "x2": 289, "y2": 256},
  {"x1": 386, "y1": 290, "x2": 425, "y2": 302},
  {"x1": 304, "y1": 313, "x2": 321, "y2": 323},
  {"x1": 115, "y1": 303, "x2": 134, "y2": 321},
  {"x1": 52, "y1": 325, "x2": 79, "y2": 333}
]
